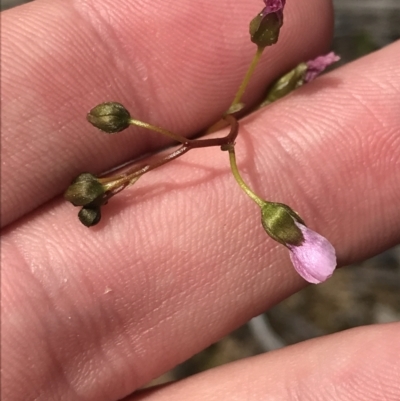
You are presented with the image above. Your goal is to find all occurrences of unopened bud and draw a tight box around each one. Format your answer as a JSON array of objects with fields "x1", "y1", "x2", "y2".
[
  {"x1": 261, "y1": 202, "x2": 304, "y2": 246},
  {"x1": 250, "y1": 13, "x2": 282, "y2": 47},
  {"x1": 250, "y1": 1, "x2": 285, "y2": 48},
  {"x1": 261, "y1": 63, "x2": 307, "y2": 106},
  {"x1": 64, "y1": 173, "x2": 105, "y2": 206},
  {"x1": 261, "y1": 52, "x2": 340, "y2": 106},
  {"x1": 87, "y1": 102, "x2": 131, "y2": 133},
  {"x1": 78, "y1": 206, "x2": 102, "y2": 227}
]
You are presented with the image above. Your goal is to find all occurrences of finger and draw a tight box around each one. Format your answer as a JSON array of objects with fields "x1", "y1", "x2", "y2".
[
  {"x1": 128, "y1": 323, "x2": 400, "y2": 401},
  {"x1": 3, "y1": 42, "x2": 400, "y2": 400},
  {"x1": 1, "y1": 0, "x2": 333, "y2": 226}
]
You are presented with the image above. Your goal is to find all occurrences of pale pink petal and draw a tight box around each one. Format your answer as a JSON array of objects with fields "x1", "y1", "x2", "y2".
[{"x1": 287, "y1": 222, "x2": 337, "y2": 284}]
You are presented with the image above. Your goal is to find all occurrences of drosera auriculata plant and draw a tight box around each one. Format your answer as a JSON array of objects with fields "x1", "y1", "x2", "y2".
[{"x1": 65, "y1": 0, "x2": 339, "y2": 284}]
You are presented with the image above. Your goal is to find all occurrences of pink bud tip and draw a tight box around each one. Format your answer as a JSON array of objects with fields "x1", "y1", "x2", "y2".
[
  {"x1": 305, "y1": 52, "x2": 340, "y2": 83},
  {"x1": 262, "y1": 0, "x2": 286, "y2": 14},
  {"x1": 287, "y1": 222, "x2": 337, "y2": 284}
]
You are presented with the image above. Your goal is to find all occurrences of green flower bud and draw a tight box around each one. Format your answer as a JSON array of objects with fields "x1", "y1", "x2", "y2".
[
  {"x1": 64, "y1": 173, "x2": 105, "y2": 206},
  {"x1": 78, "y1": 206, "x2": 102, "y2": 227},
  {"x1": 87, "y1": 102, "x2": 131, "y2": 133},
  {"x1": 261, "y1": 63, "x2": 307, "y2": 106},
  {"x1": 261, "y1": 202, "x2": 304, "y2": 246},
  {"x1": 249, "y1": 12, "x2": 283, "y2": 48},
  {"x1": 260, "y1": 53, "x2": 340, "y2": 107}
]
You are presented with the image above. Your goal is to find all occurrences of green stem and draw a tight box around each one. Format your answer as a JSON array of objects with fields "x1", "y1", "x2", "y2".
[
  {"x1": 228, "y1": 146, "x2": 264, "y2": 207},
  {"x1": 229, "y1": 46, "x2": 265, "y2": 109},
  {"x1": 99, "y1": 115, "x2": 239, "y2": 194},
  {"x1": 123, "y1": 115, "x2": 238, "y2": 182},
  {"x1": 129, "y1": 118, "x2": 188, "y2": 144}
]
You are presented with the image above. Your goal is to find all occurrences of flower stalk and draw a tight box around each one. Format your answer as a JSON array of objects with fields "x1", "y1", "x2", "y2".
[
  {"x1": 64, "y1": 0, "x2": 339, "y2": 285},
  {"x1": 128, "y1": 118, "x2": 188, "y2": 144},
  {"x1": 228, "y1": 46, "x2": 265, "y2": 112},
  {"x1": 227, "y1": 145, "x2": 264, "y2": 208},
  {"x1": 65, "y1": 114, "x2": 239, "y2": 226}
]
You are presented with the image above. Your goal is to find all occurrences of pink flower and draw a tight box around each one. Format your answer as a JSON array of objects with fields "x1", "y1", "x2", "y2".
[
  {"x1": 304, "y1": 52, "x2": 340, "y2": 83},
  {"x1": 287, "y1": 221, "x2": 337, "y2": 284},
  {"x1": 261, "y1": 0, "x2": 286, "y2": 22}
]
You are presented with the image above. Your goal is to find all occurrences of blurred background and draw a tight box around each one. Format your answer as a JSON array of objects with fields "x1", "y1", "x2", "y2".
[{"x1": 2, "y1": 0, "x2": 400, "y2": 386}]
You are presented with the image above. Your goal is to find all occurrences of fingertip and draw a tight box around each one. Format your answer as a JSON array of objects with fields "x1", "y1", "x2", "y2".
[{"x1": 127, "y1": 323, "x2": 400, "y2": 401}]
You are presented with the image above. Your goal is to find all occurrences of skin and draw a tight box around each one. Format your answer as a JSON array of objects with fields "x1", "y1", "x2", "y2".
[{"x1": 1, "y1": 0, "x2": 400, "y2": 400}]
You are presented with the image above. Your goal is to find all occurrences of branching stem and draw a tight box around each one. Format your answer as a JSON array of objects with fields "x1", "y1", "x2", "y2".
[{"x1": 100, "y1": 115, "x2": 239, "y2": 194}]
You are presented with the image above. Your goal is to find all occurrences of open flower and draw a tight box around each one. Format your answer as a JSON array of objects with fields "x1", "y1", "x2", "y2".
[{"x1": 287, "y1": 221, "x2": 337, "y2": 284}]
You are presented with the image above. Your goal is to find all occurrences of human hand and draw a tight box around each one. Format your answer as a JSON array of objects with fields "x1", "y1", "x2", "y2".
[{"x1": 2, "y1": 1, "x2": 400, "y2": 400}]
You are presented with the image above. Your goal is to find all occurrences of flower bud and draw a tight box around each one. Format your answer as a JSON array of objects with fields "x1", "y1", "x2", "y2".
[
  {"x1": 261, "y1": 63, "x2": 307, "y2": 105},
  {"x1": 261, "y1": 52, "x2": 340, "y2": 106},
  {"x1": 64, "y1": 173, "x2": 105, "y2": 206},
  {"x1": 261, "y1": 202, "x2": 304, "y2": 246},
  {"x1": 78, "y1": 206, "x2": 102, "y2": 227},
  {"x1": 250, "y1": 0, "x2": 286, "y2": 48},
  {"x1": 261, "y1": 201, "x2": 336, "y2": 284},
  {"x1": 87, "y1": 102, "x2": 131, "y2": 133}
]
